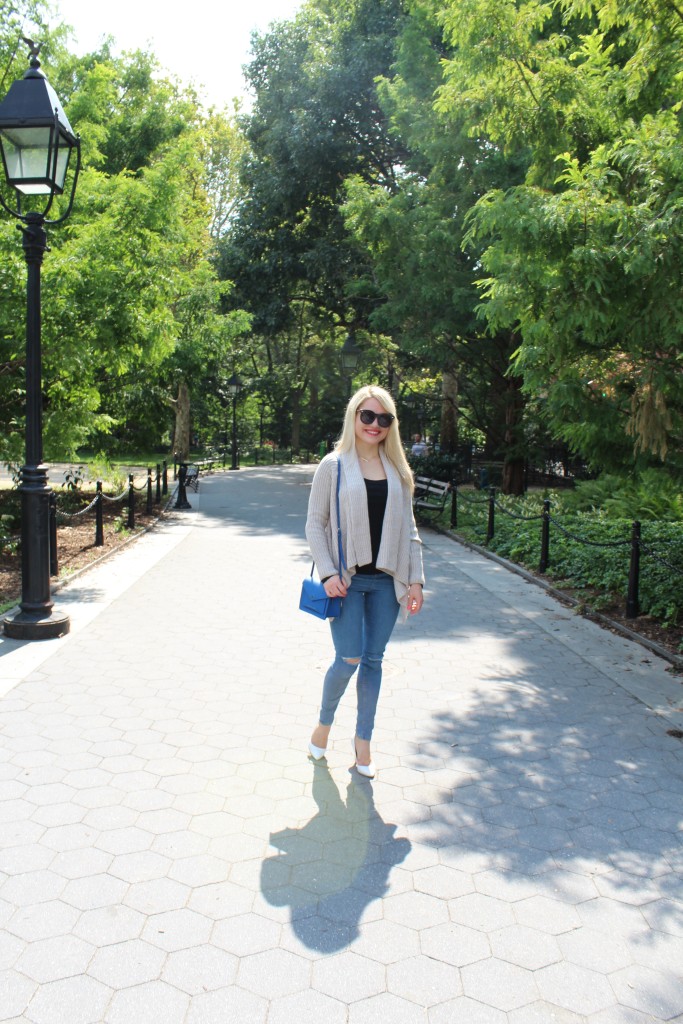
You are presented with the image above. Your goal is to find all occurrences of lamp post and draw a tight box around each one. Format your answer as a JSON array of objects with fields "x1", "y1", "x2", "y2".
[
  {"x1": 340, "y1": 331, "x2": 360, "y2": 395},
  {"x1": 227, "y1": 373, "x2": 242, "y2": 471},
  {"x1": 0, "y1": 41, "x2": 80, "y2": 640}
]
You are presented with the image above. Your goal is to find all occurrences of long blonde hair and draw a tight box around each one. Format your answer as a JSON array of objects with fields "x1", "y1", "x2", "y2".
[{"x1": 335, "y1": 385, "x2": 415, "y2": 493}]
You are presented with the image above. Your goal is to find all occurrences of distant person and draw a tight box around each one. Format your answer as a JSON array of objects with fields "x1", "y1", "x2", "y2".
[
  {"x1": 411, "y1": 434, "x2": 428, "y2": 456},
  {"x1": 305, "y1": 385, "x2": 425, "y2": 778}
]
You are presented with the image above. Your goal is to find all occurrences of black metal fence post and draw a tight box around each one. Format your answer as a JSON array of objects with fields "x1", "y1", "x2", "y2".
[
  {"x1": 127, "y1": 474, "x2": 135, "y2": 529},
  {"x1": 162, "y1": 461, "x2": 168, "y2": 496},
  {"x1": 146, "y1": 468, "x2": 153, "y2": 514},
  {"x1": 450, "y1": 482, "x2": 458, "y2": 529},
  {"x1": 95, "y1": 482, "x2": 104, "y2": 546},
  {"x1": 155, "y1": 464, "x2": 161, "y2": 504},
  {"x1": 49, "y1": 492, "x2": 58, "y2": 577},
  {"x1": 486, "y1": 487, "x2": 495, "y2": 543},
  {"x1": 626, "y1": 520, "x2": 641, "y2": 619},
  {"x1": 174, "y1": 463, "x2": 192, "y2": 510},
  {"x1": 539, "y1": 498, "x2": 550, "y2": 573}
]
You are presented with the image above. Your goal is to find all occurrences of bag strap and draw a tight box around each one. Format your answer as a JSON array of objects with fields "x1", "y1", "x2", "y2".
[
  {"x1": 310, "y1": 457, "x2": 345, "y2": 580},
  {"x1": 335, "y1": 457, "x2": 346, "y2": 578}
]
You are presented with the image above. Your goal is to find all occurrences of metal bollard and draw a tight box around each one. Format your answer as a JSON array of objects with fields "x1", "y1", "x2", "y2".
[
  {"x1": 146, "y1": 468, "x2": 153, "y2": 515},
  {"x1": 174, "y1": 463, "x2": 192, "y2": 510},
  {"x1": 49, "y1": 491, "x2": 58, "y2": 577},
  {"x1": 127, "y1": 474, "x2": 135, "y2": 530},
  {"x1": 95, "y1": 482, "x2": 104, "y2": 546},
  {"x1": 486, "y1": 487, "x2": 495, "y2": 544},
  {"x1": 626, "y1": 520, "x2": 641, "y2": 618},
  {"x1": 450, "y1": 482, "x2": 458, "y2": 529},
  {"x1": 539, "y1": 498, "x2": 550, "y2": 573},
  {"x1": 162, "y1": 461, "x2": 168, "y2": 496},
  {"x1": 155, "y1": 464, "x2": 161, "y2": 504}
]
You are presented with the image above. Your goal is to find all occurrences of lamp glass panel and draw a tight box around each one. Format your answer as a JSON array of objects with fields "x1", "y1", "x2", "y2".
[{"x1": 0, "y1": 125, "x2": 70, "y2": 194}]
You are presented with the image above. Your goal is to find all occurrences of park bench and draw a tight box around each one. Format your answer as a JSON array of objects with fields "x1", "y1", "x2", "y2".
[
  {"x1": 413, "y1": 475, "x2": 451, "y2": 521},
  {"x1": 184, "y1": 458, "x2": 218, "y2": 492}
]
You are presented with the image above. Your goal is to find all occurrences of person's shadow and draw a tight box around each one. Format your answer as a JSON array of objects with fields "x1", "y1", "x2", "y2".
[{"x1": 260, "y1": 761, "x2": 411, "y2": 952}]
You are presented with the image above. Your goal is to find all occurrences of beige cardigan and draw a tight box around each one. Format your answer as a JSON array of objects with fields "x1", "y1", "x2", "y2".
[{"x1": 305, "y1": 450, "x2": 424, "y2": 618}]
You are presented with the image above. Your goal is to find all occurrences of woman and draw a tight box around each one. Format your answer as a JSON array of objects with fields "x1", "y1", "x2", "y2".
[{"x1": 305, "y1": 385, "x2": 424, "y2": 777}]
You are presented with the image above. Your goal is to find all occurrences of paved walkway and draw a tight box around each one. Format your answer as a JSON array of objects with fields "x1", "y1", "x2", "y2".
[{"x1": 1, "y1": 465, "x2": 682, "y2": 1024}]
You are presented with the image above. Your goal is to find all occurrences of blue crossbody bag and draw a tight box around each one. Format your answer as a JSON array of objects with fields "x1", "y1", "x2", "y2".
[{"x1": 300, "y1": 459, "x2": 346, "y2": 620}]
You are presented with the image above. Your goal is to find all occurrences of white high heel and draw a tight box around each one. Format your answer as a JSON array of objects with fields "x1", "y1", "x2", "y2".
[
  {"x1": 353, "y1": 738, "x2": 376, "y2": 778},
  {"x1": 308, "y1": 741, "x2": 327, "y2": 761}
]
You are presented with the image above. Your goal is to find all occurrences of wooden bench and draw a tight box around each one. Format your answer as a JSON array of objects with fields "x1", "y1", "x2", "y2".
[
  {"x1": 184, "y1": 463, "x2": 200, "y2": 492},
  {"x1": 413, "y1": 476, "x2": 451, "y2": 521}
]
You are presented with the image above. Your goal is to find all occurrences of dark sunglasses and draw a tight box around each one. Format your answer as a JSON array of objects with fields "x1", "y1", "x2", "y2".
[{"x1": 358, "y1": 408, "x2": 395, "y2": 428}]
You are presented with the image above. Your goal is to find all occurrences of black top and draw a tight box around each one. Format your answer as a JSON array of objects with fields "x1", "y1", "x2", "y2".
[{"x1": 356, "y1": 478, "x2": 388, "y2": 575}]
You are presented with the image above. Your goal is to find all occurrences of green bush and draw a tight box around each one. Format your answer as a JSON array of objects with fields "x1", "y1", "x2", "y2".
[{"x1": 450, "y1": 489, "x2": 683, "y2": 626}]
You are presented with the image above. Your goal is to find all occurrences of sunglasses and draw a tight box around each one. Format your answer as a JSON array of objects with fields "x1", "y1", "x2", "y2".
[{"x1": 358, "y1": 408, "x2": 395, "y2": 428}]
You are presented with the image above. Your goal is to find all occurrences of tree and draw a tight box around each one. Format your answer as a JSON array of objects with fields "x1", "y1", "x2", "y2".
[{"x1": 444, "y1": 0, "x2": 683, "y2": 473}]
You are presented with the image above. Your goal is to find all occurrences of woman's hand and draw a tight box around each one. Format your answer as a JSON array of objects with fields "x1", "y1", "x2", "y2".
[
  {"x1": 324, "y1": 575, "x2": 348, "y2": 598},
  {"x1": 408, "y1": 583, "x2": 424, "y2": 615}
]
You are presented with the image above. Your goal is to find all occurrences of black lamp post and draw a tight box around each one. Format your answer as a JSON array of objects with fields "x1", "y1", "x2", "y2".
[
  {"x1": 227, "y1": 373, "x2": 242, "y2": 471},
  {"x1": 340, "y1": 331, "x2": 360, "y2": 394},
  {"x1": 0, "y1": 41, "x2": 81, "y2": 640}
]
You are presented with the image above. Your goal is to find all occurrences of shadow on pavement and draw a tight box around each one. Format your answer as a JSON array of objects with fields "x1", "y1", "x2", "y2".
[{"x1": 261, "y1": 761, "x2": 410, "y2": 952}]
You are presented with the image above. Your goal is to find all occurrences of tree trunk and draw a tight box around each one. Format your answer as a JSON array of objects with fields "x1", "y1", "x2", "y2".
[
  {"x1": 291, "y1": 388, "x2": 301, "y2": 453},
  {"x1": 440, "y1": 369, "x2": 458, "y2": 453},
  {"x1": 501, "y1": 373, "x2": 526, "y2": 495},
  {"x1": 172, "y1": 380, "x2": 191, "y2": 461}
]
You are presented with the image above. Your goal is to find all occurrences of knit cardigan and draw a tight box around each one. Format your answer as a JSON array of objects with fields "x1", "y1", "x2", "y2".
[{"x1": 305, "y1": 449, "x2": 425, "y2": 619}]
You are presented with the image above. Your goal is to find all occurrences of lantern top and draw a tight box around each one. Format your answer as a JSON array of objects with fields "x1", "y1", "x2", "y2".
[{"x1": 0, "y1": 44, "x2": 76, "y2": 141}]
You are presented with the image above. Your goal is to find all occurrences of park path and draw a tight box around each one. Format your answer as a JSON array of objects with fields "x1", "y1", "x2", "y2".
[{"x1": 0, "y1": 464, "x2": 682, "y2": 1024}]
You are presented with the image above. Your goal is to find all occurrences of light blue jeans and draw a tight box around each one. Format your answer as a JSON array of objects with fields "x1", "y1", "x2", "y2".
[{"x1": 318, "y1": 572, "x2": 400, "y2": 741}]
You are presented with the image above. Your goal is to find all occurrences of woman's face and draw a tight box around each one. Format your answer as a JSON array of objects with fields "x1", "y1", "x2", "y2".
[{"x1": 355, "y1": 396, "x2": 392, "y2": 449}]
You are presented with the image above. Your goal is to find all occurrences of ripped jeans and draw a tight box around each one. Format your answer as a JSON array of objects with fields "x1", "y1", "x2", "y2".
[{"x1": 318, "y1": 572, "x2": 400, "y2": 741}]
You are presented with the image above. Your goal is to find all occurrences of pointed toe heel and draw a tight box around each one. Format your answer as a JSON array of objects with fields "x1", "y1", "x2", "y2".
[
  {"x1": 353, "y1": 738, "x2": 376, "y2": 778},
  {"x1": 308, "y1": 741, "x2": 327, "y2": 761}
]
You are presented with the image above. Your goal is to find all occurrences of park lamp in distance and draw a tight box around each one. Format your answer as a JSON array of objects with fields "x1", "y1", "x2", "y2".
[
  {"x1": 226, "y1": 372, "x2": 242, "y2": 397},
  {"x1": 0, "y1": 41, "x2": 80, "y2": 210},
  {"x1": 340, "y1": 332, "x2": 361, "y2": 374}
]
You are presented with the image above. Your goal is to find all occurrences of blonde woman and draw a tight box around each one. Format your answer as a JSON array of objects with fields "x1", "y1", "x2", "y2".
[{"x1": 305, "y1": 385, "x2": 425, "y2": 777}]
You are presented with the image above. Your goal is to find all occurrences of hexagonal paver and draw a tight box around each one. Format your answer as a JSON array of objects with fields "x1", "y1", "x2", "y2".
[
  {"x1": 213, "y1": 913, "x2": 281, "y2": 956},
  {"x1": 7, "y1": 901, "x2": 80, "y2": 941},
  {"x1": 558, "y1": 926, "x2": 635, "y2": 973},
  {"x1": 88, "y1": 938, "x2": 166, "y2": 988},
  {"x1": 0, "y1": 968, "x2": 37, "y2": 1018},
  {"x1": 350, "y1": 919, "x2": 420, "y2": 964},
  {"x1": 450, "y1": 893, "x2": 515, "y2": 933},
  {"x1": 387, "y1": 954, "x2": 461, "y2": 1006},
  {"x1": 414, "y1": 865, "x2": 474, "y2": 900},
  {"x1": 105, "y1": 979, "x2": 189, "y2": 1024},
  {"x1": 124, "y1": 878, "x2": 190, "y2": 915},
  {"x1": 312, "y1": 950, "x2": 385, "y2": 1002},
  {"x1": 429, "y1": 997, "x2": 506, "y2": 1024},
  {"x1": 185, "y1": 985, "x2": 267, "y2": 1024},
  {"x1": 268, "y1": 988, "x2": 347, "y2": 1024},
  {"x1": 1, "y1": 869, "x2": 66, "y2": 906},
  {"x1": 508, "y1": 1000, "x2": 586, "y2": 1023},
  {"x1": 610, "y1": 964, "x2": 683, "y2": 1019},
  {"x1": 74, "y1": 905, "x2": 145, "y2": 947},
  {"x1": 237, "y1": 948, "x2": 311, "y2": 999},
  {"x1": 187, "y1": 881, "x2": 254, "y2": 920},
  {"x1": 16, "y1": 934, "x2": 95, "y2": 983},
  {"x1": 535, "y1": 961, "x2": 615, "y2": 1015},
  {"x1": 168, "y1": 854, "x2": 230, "y2": 888},
  {"x1": 383, "y1": 890, "x2": 449, "y2": 930},
  {"x1": 513, "y1": 896, "x2": 581, "y2": 935},
  {"x1": 142, "y1": 908, "x2": 212, "y2": 951},
  {"x1": 61, "y1": 873, "x2": 128, "y2": 911},
  {"x1": 462, "y1": 957, "x2": 539, "y2": 1012},
  {"x1": 161, "y1": 945, "x2": 237, "y2": 994},
  {"x1": 421, "y1": 921, "x2": 490, "y2": 967},
  {"x1": 348, "y1": 991, "x2": 428, "y2": 1023},
  {"x1": 490, "y1": 925, "x2": 562, "y2": 970},
  {"x1": 27, "y1": 974, "x2": 112, "y2": 1024}
]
